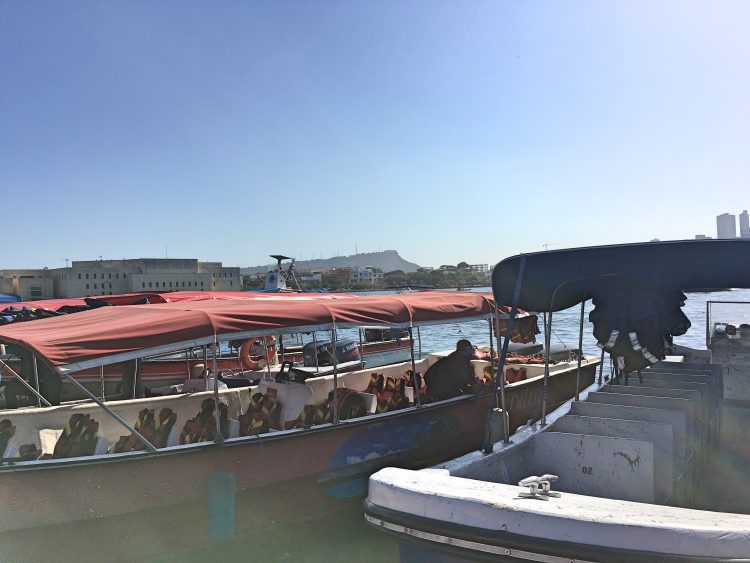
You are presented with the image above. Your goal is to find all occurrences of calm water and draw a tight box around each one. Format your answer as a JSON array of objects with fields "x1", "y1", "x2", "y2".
[
  {"x1": 354, "y1": 287, "x2": 750, "y2": 359},
  {"x1": 154, "y1": 288, "x2": 750, "y2": 563}
]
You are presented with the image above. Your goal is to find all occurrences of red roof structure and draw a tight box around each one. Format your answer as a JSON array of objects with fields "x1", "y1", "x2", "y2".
[
  {"x1": 0, "y1": 291, "x2": 532, "y2": 371},
  {"x1": 3, "y1": 290, "x2": 361, "y2": 312}
]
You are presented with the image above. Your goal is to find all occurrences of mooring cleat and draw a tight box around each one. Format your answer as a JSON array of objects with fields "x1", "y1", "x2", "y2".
[
  {"x1": 518, "y1": 474, "x2": 560, "y2": 500},
  {"x1": 537, "y1": 474, "x2": 561, "y2": 498}
]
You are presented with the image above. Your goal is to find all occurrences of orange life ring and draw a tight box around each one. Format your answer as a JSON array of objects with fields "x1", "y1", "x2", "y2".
[{"x1": 239, "y1": 336, "x2": 276, "y2": 370}]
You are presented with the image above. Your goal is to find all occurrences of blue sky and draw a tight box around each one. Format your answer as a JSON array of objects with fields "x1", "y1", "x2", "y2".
[{"x1": 2, "y1": 1, "x2": 749, "y2": 269}]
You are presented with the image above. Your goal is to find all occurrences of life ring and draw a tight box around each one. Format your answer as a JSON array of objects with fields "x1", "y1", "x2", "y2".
[{"x1": 239, "y1": 336, "x2": 276, "y2": 370}]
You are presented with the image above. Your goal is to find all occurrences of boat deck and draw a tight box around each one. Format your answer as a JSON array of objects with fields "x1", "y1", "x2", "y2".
[
  {"x1": 512, "y1": 361, "x2": 750, "y2": 513},
  {"x1": 365, "y1": 361, "x2": 750, "y2": 561},
  {"x1": 697, "y1": 400, "x2": 750, "y2": 514}
]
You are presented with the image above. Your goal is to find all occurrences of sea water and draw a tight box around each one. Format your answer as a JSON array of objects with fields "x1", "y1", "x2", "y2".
[
  {"x1": 152, "y1": 288, "x2": 750, "y2": 562},
  {"x1": 340, "y1": 287, "x2": 748, "y2": 359}
]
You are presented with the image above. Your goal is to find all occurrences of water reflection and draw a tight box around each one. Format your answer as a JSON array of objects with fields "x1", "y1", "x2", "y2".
[{"x1": 153, "y1": 501, "x2": 398, "y2": 563}]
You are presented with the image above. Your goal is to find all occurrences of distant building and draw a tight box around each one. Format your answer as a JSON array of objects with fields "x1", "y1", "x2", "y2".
[
  {"x1": 0, "y1": 258, "x2": 241, "y2": 301},
  {"x1": 349, "y1": 267, "x2": 384, "y2": 284},
  {"x1": 0, "y1": 269, "x2": 55, "y2": 301},
  {"x1": 717, "y1": 213, "x2": 737, "y2": 239},
  {"x1": 740, "y1": 210, "x2": 750, "y2": 238},
  {"x1": 298, "y1": 271, "x2": 322, "y2": 284},
  {"x1": 467, "y1": 264, "x2": 489, "y2": 273},
  {"x1": 320, "y1": 268, "x2": 352, "y2": 286},
  {"x1": 695, "y1": 234, "x2": 711, "y2": 239},
  {"x1": 467, "y1": 264, "x2": 491, "y2": 278}
]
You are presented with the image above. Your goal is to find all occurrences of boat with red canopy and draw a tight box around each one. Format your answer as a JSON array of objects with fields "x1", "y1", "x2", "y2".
[
  {"x1": 0, "y1": 290, "x2": 414, "y2": 397},
  {"x1": 0, "y1": 290, "x2": 597, "y2": 559}
]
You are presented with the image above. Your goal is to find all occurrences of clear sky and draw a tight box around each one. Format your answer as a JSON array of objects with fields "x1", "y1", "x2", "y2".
[{"x1": 2, "y1": 1, "x2": 749, "y2": 269}]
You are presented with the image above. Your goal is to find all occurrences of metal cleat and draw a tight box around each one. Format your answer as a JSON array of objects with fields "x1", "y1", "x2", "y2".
[
  {"x1": 537, "y1": 474, "x2": 561, "y2": 498},
  {"x1": 518, "y1": 474, "x2": 560, "y2": 500}
]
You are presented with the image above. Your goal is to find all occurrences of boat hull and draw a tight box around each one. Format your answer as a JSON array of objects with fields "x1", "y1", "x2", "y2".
[
  {"x1": 364, "y1": 360, "x2": 750, "y2": 562},
  {"x1": 364, "y1": 502, "x2": 743, "y2": 563},
  {"x1": 0, "y1": 361, "x2": 596, "y2": 557}
]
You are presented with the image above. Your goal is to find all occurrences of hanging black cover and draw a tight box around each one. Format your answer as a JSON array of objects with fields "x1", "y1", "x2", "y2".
[
  {"x1": 492, "y1": 240, "x2": 750, "y2": 374},
  {"x1": 492, "y1": 239, "x2": 750, "y2": 312}
]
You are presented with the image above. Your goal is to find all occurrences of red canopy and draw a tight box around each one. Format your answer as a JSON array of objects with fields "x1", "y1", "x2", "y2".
[
  {"x1": 0, "y1": 291, "x2": 530, "y2": 371},
  {"x1": 2, "y1": 290, "x2": 361, "y2": 312}
]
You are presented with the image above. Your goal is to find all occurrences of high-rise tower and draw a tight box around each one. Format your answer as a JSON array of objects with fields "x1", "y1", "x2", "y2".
[
  {"x1": 740, "y1": 210, "x2": 750, "y2": 238},
  {"x1": 717, "y1": 213, "x2": 737, "y2": 239}
]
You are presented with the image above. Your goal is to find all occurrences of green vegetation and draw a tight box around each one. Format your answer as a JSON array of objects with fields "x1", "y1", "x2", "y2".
[{"x1": 381, "y1": 268, "x2": 489, "y2": 289}]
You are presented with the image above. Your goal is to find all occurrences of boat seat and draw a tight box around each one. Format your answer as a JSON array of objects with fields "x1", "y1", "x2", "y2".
[
  {"x1": 587, "y1": 393, "x2": 698, "y2": 452},
  {"x1": 257, "y1": 380, "x2": 313, "y2": 427},
  {"x1": 0, "y1": 387, "x2": 251, "y2": 452},
  {"x1": 569, "y1": 401, "x2": 691, "y2": 506},
  {"x1": 638, "y1": 378, "x2": 717, "y2": 442},
  {"x1": 551, "y1": 415, "x2": 675, "y2": 504},
  {"x1": 526, "y1": 430, "x2": 658, "y2": 503},
  {"x1": 606, "y1": 384, "x2": 706, "y2": 426},
  {"x1": 38, "y1": 427, "x2": 108, "y2": 458},
  {"x1": 602, "y1": 385, "x2": 708, "y2": 459}
]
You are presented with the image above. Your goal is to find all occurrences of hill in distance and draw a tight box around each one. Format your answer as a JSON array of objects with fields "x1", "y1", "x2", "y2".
[{"x1": 241, "y1": 250, "x2": 422, "y2": 275}]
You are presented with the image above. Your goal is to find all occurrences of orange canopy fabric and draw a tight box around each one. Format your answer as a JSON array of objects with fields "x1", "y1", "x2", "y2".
[{"x1": 0, "y1": 291, "x2": 528, "y2": 370}]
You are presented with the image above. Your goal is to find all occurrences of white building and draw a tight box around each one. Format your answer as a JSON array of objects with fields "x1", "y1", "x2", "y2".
[
  {"x1": 740, "y1": 210, "x2": 750, "y2": 238},
  {"x1": 349, "y1": 267, "x2": 384, "y2": 285},
  {"x1": 716, "y1": 213, "x2": 737, "y2": 239},
  {"x1": 1, "y1": 258, "x2": 241, "y2": 301},
  {"x1": 467, "y1": 264, "x2": 492, "y2": 278},
  {"x1": 468, "y1": 264, "x2": 489, "y2": 273}
]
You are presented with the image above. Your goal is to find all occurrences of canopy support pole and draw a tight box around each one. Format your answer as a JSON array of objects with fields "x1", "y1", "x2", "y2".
[
  {"x1": 133, "y1": 358, "x2": 139, "y2": 399},
  {"x1": 185, "y1": 350, "x2": 191, "y2": 384},
  {"x1": 100, "y1": 365, "x2": 105, "y2": 401},
  {"x1": 0, "y1": 357, "x2": 50, "y2": 407},
  {"x1": 417, "y1": 326, "x2": 422, "y2": 360},
  {"x1": 264, "y1": 336, "x2": 273, "y2": 381},
  {"x1": 358, "y1": 329, "x2": 365, "y2": 371},
  {"x1": 488, "y1": 318, "x2": 494, "y2": 365},
  {"x1": 331, "y1": 326, "x2": 339, "y2": 424},
  {"x1": 540, "y1": 311, "x2": 552, "y2": 426},
  {"x1": 483, "y1": 255, "x2": 526, "y2": 453},
  {"x1": 313, "y1": 332, "x2": 319, "y2": 374},
  {"x1": 57, "y1": 370, "x2": 157, "y2": 452},
  {"x1": 32, "y1": 355, "x2": 42, "y2": 408},
  {"x1": 408, "y1": 326, "x2": 421, "y2": 407},
  {"x1": 213, "y1": 334, "x2": 224, "y2": 443},
  {"x1": 494, "y1": 305, "x2": 509, "y2": 444},
  {"x1": 575, "y1": 300, "x2": 585, "y2": 401}
]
